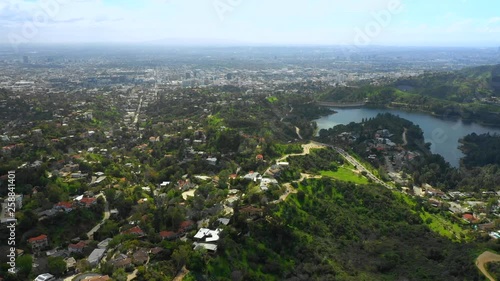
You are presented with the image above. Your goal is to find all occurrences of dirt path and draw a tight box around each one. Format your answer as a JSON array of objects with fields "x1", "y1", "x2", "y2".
[
  {"x1": 172, "y1": 266, "x2": 189, "y2": 281},
  {"x1": 476, "y1": 251, "x2": 500, "y2": 281},
  {"x1": 295, "y1": 126, "x2": 303, "y2": 140},
  {"x1": 402, "y1": 127, "x2": 408, "y2": 146},
  {"x1": 278, "y1": 173, "x2": 321, "y2": 202},
  {"x1": 127, "y1": 269, "x2": 138, "y2": 281},
  {"x1": 276, "y1": 142, "x2": 326, "y2": 162},
  {"x1": 267, "y1": 143, "x2": 327, "y2": 203}
]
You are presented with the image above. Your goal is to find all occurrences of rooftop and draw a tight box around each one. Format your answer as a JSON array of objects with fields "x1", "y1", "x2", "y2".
[{"x1": 28, "y1": 234, "x2": 48, "y2": 243}]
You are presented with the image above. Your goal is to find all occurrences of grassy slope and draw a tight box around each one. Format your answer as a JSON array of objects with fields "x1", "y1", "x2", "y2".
[
  {"x1": 202, "y1": 179, "x2": 480, "y2": 280},
  {"x1": 320, "y1": 167, "x2": 369, "y2": 185}
]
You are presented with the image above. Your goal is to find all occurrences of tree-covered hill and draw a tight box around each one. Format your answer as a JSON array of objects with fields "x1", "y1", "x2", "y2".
[
  {"x1": 318, "y1": 64, "x2": 500, "y2": 126},
  {"x1": 460, "y1": 133, "x2": 500, "y2": 168},
  {"x1": 394, "y1": 64, "x2": 500, "y2": 102},
  {"x1": 190, "y1": 178, "x2": 486, "y2": 281}
]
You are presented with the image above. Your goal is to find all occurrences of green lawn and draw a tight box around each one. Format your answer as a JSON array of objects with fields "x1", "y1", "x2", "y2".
[
  {"x1": 320, "y1": 167, "x2": 370, "y2": 185},
  {"x1": 266, "y1": 96, "x2": 278, "y2": 103},
  {"x1": 419, "y1": 211, "x2": 471, "y2": 242}
]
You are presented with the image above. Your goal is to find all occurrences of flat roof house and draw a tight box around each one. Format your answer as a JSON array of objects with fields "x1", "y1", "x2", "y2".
[{"x1": 87, "y1": 248, "x2": 106, "y2": 266}]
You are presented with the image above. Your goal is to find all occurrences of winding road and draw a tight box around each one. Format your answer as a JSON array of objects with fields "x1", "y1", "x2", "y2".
[
  {"x1": 267, "y1": 142, "x2": 325, "y2": 203},
  {"x1": 86, "y1": 193, "x2": 110, "y2": 240},
  {"x1": 476, "y1": 251, "x2": 500, "y2": 281}
]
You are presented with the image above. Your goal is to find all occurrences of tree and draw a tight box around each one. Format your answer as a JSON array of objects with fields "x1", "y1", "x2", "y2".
[
  {"x1": 17, "y1": 255, "x2": 32, "y2": 276},
  {"x1": 46, "y1": 183, "x2": 64, "y2": 203},
  {"x1": 112, "y1": 268, "x2": 128, "y2": 281},
  {"x1": 172, "y1": 244, "x2": 192, "y2": 270},
  {"x1": 48, "y1": 256, "x2": 67, "y2": 276},
  {"x1": 104, "y1": 188, "x2": 117, "y2": 206},
  {"x1": 115, "y1": 195, "x2": 133, "y2": 218},
  {"x1": 166, "y1": 207, "x2": 184, "y2": 230},
  {"x1": 18, "y1": 210, "x2": 38, "y2": 233},
  {"x1": 187, "y1": 248, "x2": 206, "y2": 272},
  {"x1": 297, "y1": 190, "x2": 306, "y2": 202},
  {"x1": 76, "y1": 259, "x2": 91, "y2": 273}
]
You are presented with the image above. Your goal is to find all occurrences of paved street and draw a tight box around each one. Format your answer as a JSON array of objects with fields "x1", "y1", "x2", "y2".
[{"x1": 312, "y1": 141, "x2": 393, "y2": 189}]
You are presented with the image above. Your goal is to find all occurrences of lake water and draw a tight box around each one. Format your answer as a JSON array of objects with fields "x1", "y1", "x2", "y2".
[{"x1": 315, "y1": 108, "x2": 500, "y2": 167}]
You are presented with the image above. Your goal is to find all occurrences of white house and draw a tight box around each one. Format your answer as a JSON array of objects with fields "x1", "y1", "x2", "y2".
[
  {"x1": 206, "y1": 157, "x2": 218, "y2": 166},
  {"x1": 193, "y1": 228, "x2": 221, "y2": 242},
  {"x1": 193, "y1": 242, "x2": 217, "y2": 252},
  {"x1": 243, "y1": 172, "x2": 262, "y2": 182}
]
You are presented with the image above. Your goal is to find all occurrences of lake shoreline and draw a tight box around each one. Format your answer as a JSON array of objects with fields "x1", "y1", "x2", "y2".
[
  {"x1": 313, "y1": 107, "x2": 500, "y2": 168},
  {"x1": 316, "y1": 103, "x2": 500, "y2": 128}
]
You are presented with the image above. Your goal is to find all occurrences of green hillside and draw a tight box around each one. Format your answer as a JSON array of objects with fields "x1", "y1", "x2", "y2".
[
  {"x1": 319, "y1": 64, "x2": 500, "y2": 125},
  {"x1": 191, "y1": 179, "x2": 482, "y2": 281},
  {"x1": 395, "y1": 64, "x2": 500, "y2": 102}
]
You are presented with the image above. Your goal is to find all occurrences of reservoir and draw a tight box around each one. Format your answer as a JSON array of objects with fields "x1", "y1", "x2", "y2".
[{"x1": 315, "y1": 108, "x2": 500, "y2": 168}]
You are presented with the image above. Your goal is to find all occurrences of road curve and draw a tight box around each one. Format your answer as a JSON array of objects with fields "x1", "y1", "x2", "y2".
[
  {"x1": 86, "y1": 193, "x2": 110, "y2": 239},
  {"x1": 476, "y1": 251, "x2": 500, "y2": 281}
]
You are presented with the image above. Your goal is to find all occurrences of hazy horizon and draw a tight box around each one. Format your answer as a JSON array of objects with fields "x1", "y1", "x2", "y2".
[{"x1": 1, "y1": 0, "x2": 500, "y2": 48}]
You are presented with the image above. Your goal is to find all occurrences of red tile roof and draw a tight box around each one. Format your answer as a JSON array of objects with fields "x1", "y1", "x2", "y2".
[
  {"x1": 122, "y1": 226, "x2": 145, "y2": 236},
  {"x1": 159, "y1": 231, "x2": 176, "y2": 239},
  {"x1": 55, "y1": 202, "x2": 73, "y2": 209},
  {"x1": 462, "y1": 213, "x2": 476, "y2": 221},
  {"x1": 28, "y1": 234, "x2": 47, "y2": 243},
  {"x1": 68, "y1": 241, "x2": 86, "y2": 249},
  {"x1": 80, "y1": 197, "x2": 97, "y2": 206},
  {"x1": 179, "y1": 220, "x2": 194, "y2": 232}
]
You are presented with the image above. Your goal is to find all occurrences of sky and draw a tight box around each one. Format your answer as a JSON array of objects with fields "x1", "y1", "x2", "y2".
[{"x1": 1, "y1": 0, "x2": 500, "y2": 47}]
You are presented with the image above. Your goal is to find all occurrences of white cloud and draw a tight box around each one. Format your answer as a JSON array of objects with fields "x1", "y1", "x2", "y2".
[
  {"x1": 0, "y1": 0, "x2": 497, "y2": 46},
  {"x1": 488, "y1": 17, "x2": 500, "y2": 24},
  {"x1": 446, "y1": 18, "x2": 474, "y2": 32}
]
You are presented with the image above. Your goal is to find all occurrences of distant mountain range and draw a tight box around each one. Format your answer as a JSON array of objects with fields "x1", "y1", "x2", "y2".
[{"x1": 142, "y1": 37, "x2": 248, "y2": 46}]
